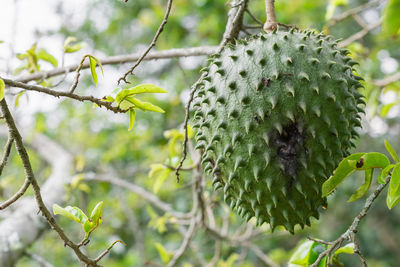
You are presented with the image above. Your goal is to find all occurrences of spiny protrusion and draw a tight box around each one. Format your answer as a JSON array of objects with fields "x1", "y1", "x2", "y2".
[
  {"x1": 285, "y1": 84, "x2": 295, "y2": 96},
  {"x1": 268, "y1": 96, "x2": 277, "y2": 108},
  {"x1": 216, "y1": 96, "x2": 226, "y2": 104},
  {"x1": 248, "y1": 143, "x2": 255, "y2": 157},
  {"x1": 228, "y1": 109, "x2": 239, "y2": 118},
  {"x1": 262, "y1": 133, "x2": 270, "y2": 146},
  {"x1": 264, "y1": 152, "x2": 271, "y2": 167},
  {"x1": 229, "y1": 55, "x2": 238, "y2": 61},
  {"x1": 228, "y1": 82, "x2": 237, "y2": 90},
  {"x1": 298, "y1": 72, "x2": 310, "y2": 82},
  {"x1": 244, "y1": 120, "x2": 254, "y2": 134},
  {"x1": 234, "y1": 156, "x2": 245, "y2": 171},
  {"x1": 231, "y1": 132, "x2": 241, "y2": 145},
  {"x1": 298, "y1": 100, "x2": 307, "y2": 113},
  {"x1": 286, "y1": 110, "x2": 295, "y2": 122},
  {"x1": 217, "y1": 121, "x2": 227, "y2": 130},
  {"x1": 312, "y1": 105, "x2": 321, "y2": 117},
  {"x1": 296, "y1": 44, "x2": 305, "y2": 51},
  {"x1": 308, "y1": 58, "x2": 320, "y2": 65},
  {"x1": 223, "y1": 144, "x2": 233, "y2": 156},
  {"x1": 253, "y1": 166, "x2": 260, "y2": 181}
]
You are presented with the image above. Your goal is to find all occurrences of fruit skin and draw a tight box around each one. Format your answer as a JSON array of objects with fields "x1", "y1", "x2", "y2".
[{"x1": 192, "y1": 29, "x2": 365, "y2": 233}]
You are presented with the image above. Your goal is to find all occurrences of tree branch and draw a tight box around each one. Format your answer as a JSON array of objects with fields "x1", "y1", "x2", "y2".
[
  {"x1": 15, "y1": 46, "x2": 217, "y2": 83},
  {"x1": 0, "y1": 102, "x2": 99, "y2": 266},
  {"x1": 338, "y1": 18, "x2": 382, "y2": 48},
  {"x1": 310, "y1": 178, "x2": 390, "y2": 267},
  {"x1": 84, "y1": 173, "x2": 190, "y2": 219},
  {"x1": 372, "y1": 71, "x2": 400, "y2": 87},
  {"x1": 0, "y1": 178, "x2": 30, "y2": 210},
  {"x1": 327, "y1": 0, "x2": 384, "y2": 28},
  {"x1": 0, "y1": 136, "x2": 14, "y2": 176},
  {"x1": 264, "y1": 0, "x2": 277, "y2": 32},
  {"x1": 0, "y1": 77, "x2": 124, "y2": 113},
  {"x1": 118, "y1": 0, "x2": 174, "y2": 84}
]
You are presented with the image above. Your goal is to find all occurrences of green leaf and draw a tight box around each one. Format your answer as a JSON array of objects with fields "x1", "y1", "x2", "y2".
[
  {"x1": 65, "y1": 43, "x2": 85, "y2": 53},
  {"x1": 14, "y1": 91, "x2": 24, "y2": 108},
  {"x1": 37, "y1": 48, "x2": 58, "y2": 67},
  {"x1": 103, "y1": 96, "x2": 115, "y2": 102},
  {"x1": 0, "y1": 78, "x2": 5, "y2": 101},
  {"x1": 308, "y1": 242, "x2": 327, "y2": 267},
  {"x1": 347, "y1": 152, "x2": 390, "y2": 170},
  {"x1": 90, "y1": 201, "x2": 103, "y2": 224},
  {"x1": 385, "y1": 140, "x2": 400, "y2": 163},
  {"x1": 149, "y1": 164, "x2": 166, "y2": 178},
  {"x1": 115, "y1": 89, "x2": 130, "y2": 104},
  {"x1": 89, "y1": 56, "x2": 98, "y2": 86},
  {"x1": 128, "y1": 109, "x2": 136, "y2": 131},
  {"x1": 289, "y1": 240, "x2": 314, "y2": 265},
  {"x1": 322, "y1": 153, "x2": 365, "y2": 197},
  {"x1": 155, "y1": 242, "x2": 172, "y2": 264},
  {"x1": 126, "y1": 84, "x2": 168, "y2": 94},
  {"x1": 348, "y1": 169, "x2": 373, "y2": 202},
  {"x1": 382, "y1": 0, "x2": 400, "y2": 37},
  {"x1": 115, "y1": 84, "x2": 167, "y2": 104},
  {"x1": 335, "y1": 243, "x2": 355, "y2": 255},
  {"x1": 53, "y1": 204, "x2": 88, "y2": 224},
  {"x1": 64, "y1": 37, "x2": 85, "y2": 53},
  {"x1": 83, "y1": 220, "x2": 94, "y2": 234},
  {"x1": 379, "y1": 164, "x2": 395, "y2": 184},
  {"x1": 91, "y1": 55, "x2": 104, "y2": 76},
  {"x1": 387, "y1": 163, "x2": 400, "y2": 209},
  {"x1": 119, "y1": 100, "x2": 134, "y2": 110},
  {"x1": 126, "y1": 96, "x2": 165, "y2": 113},
  {"x1": 153, "y1": 168, "x2": 171, "y2": 194}
]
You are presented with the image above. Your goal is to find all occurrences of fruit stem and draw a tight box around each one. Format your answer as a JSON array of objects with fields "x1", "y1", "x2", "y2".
[{"x1": 264, "y1": 0, "x2": 277, "y2": 32}]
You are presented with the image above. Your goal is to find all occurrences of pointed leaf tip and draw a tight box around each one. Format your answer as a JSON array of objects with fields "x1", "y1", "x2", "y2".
[{"x1": 128, "y1": 109, "x2": 136, "y2": 131}]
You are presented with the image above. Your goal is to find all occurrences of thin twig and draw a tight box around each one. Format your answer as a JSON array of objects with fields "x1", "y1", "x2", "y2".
[
  {"x1": 338, "y1": 18, "x2": 382, "y2": 48},
  {"x1": 69, "y1": 55, "x2": 91, "y2": 94},
  {"x1": 264, "y1": 0, "x2": 277, "y2": 32},
  {"x1": 16, "y1": 46, "x2": 217, "y2": 84},
  {"x1": 245, "y1": 8, "x2": 263, "y2": 26},
  {"x1": 352, "y1": 233, "x2": 368, "y2": 267},
  {"x1": 310, "y1": 178, "x2": 390, "y2": 267},
  {"x1": 327, "y1": 0, "x2": 384, "y2": 28},
  {"x1": 118, "y1": 0, "x2": 174, "y2": 84},
  {"x1": 245, "y1": 243, "x2": 280, "y2": 267},
  {"x1": 167, "y1": 216, "x2": 197, "y2": 267},
  {"x1": 307, "y1": 237, "x2": 332, "y2": 245},
  {"x1": 85, "y1": 173, "x2": 191, "y2": 219},
  {"x1": 94, "y1": 240, "x2": 125, "y2": 263},
  {"x1": 23, "y1": 252, "x2": 55, "y2": 267},
  {"x1": 373, "y1": 71, "x2": 400, "y2": 87},
  {"x1": 0, "y1": 178, "x2": 30, "y2": 210},
  {"x1": 0, "y1": 136, "x2": 14, "y2": 176}
]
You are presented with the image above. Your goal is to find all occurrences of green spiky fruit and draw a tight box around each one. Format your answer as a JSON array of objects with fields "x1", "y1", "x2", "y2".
[{"x1": 192, "y1": 29, "x2": 365, "y2": 233}]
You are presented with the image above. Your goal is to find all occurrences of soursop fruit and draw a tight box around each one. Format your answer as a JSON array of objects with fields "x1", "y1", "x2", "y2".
[{"x1": 192, "y1": 29, "x2": 365, "y2": 233}]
